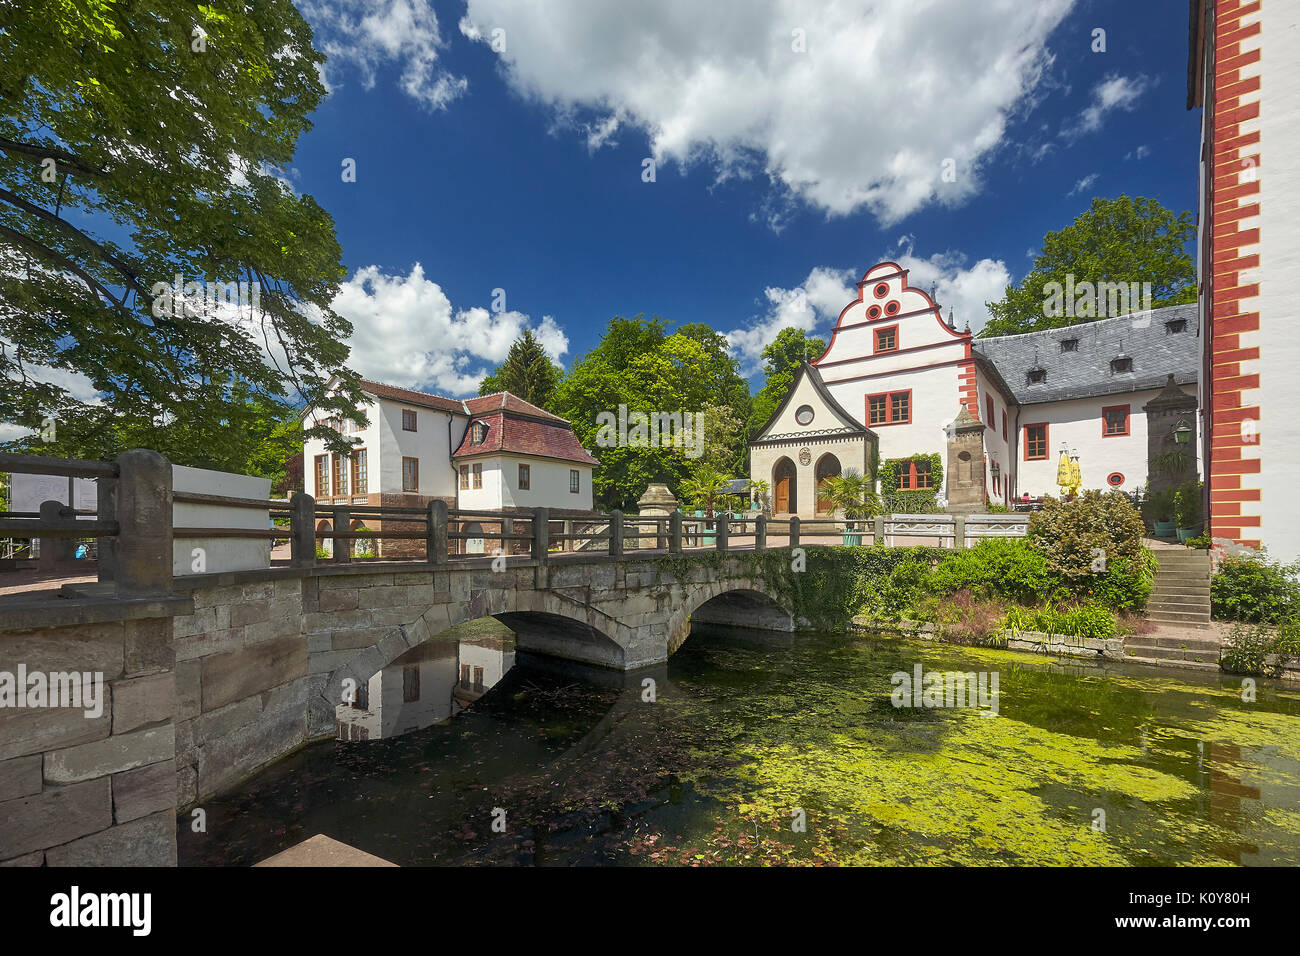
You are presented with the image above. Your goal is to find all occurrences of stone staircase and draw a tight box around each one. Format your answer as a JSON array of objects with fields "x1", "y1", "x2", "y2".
[
  {"x1": 1122, "y1": 549, "x2": 1218, "y2": 669},
  {"x1": 1145, "y1": 549, "x2": 1213, "y2": 628}
]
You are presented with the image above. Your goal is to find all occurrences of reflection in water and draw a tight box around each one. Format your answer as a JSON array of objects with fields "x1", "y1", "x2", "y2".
[
  {"x1": 181, "y1": 625, "x2": 1300, "y2": 867},
  {"x1": 335, "y1": 619, "x2": 516, "y2": 741}
]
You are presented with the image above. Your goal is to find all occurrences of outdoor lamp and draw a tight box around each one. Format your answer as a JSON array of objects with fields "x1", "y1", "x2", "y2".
[
  {"x1": 990, "y1": 460, "x2": 1000, "y2": 481},
  {"x1": 1174, "y1": 421, "x2": 1192, "y2": 445}
]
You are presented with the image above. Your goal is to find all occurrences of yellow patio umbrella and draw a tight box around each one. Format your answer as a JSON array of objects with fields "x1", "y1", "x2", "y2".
[{"x1": 1055, "y1": 448, "x2": 1073, "y2": 492}]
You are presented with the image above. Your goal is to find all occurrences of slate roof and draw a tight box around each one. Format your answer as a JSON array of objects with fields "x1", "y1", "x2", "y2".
[
  {"x1": 452, "y1": 409, "x2": 600, "y2": 465},
  {"x1": 972, "y1": 304, "x2": 1199, "y2": 405},
  {"x1": 752, "y1": 362, "x2": 875, "y2": 444}
]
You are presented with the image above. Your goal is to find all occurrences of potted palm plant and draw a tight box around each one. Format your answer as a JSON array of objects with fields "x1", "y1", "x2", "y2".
[
  {"x1": 1146, "y1": 488, "x2": 1177, "y2": 538},
  {"x1": 680, "y1": 466, "x2": 732, "y2": 544},
  {"x1": 820, "y1": 469, "x2": 878, "y2": 545},
  {"x1": 1174, "y1": 481, "x2": 1204, "y2": 543}
]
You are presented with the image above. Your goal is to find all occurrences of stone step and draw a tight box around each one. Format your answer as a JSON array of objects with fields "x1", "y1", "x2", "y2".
[
  {"x1": 1121, "y1": 654, "x2": 1221, "y2": 672},
  {"x1": 1153, "y1": 571, "x2": 1212, "y2": 583},
  {"x1": 1145, "y1": 635, "x2": 1222, "y2": 650},
  {"x1": 1124, "y1": 642, "x2": 1218, "y2": 662},
  {"x1": 1148, "y1": 597, "x2": 1211, "y2": 611},
  {"x1": 1146, "y1": 615, "x2": 1211, "y2": 628},
  {"x1": 1151, "y1": 583, "x2": 1212, "y2": 595}
]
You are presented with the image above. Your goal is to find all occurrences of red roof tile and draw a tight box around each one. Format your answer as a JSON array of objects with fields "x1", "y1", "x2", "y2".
[
  {"x1": 452, "y1": 410, "x2": 599, "y2": 465},
  {"x1": 462, "y1": 392, "x2": 569, "y2": 423},
  {"x1": 357, "y1": 380, "x2": 465, "y2": 414}
]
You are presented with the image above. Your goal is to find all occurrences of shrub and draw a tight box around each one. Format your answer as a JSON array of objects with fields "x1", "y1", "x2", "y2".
[
  {"x1": 929, "y1": 538, "x2": 1060, "y2": 605},
  {"x1": 1173, "y1": 481, "x2": 1203, "y2": 529},
  {"x1": 916, "y1": 590, "x2": 1007, "y2": 646},
  {"x1": 1003, "y1": 601, "x2": 1117, "y2": 640},
  {"x1": 1220, "y1": 622, "x2": 1293, "y2": 676},
  {"x1": 1028, "y1": 490, "x2": 1152, "y2": 610},
  {"x1": 1211, "y1": 555, "x2": 1299, "y2": 624}
]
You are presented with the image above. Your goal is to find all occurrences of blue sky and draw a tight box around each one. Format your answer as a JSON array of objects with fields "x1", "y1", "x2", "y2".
[{"x1": 286, "y1": 0, "x2": 1200, "y2": 395}]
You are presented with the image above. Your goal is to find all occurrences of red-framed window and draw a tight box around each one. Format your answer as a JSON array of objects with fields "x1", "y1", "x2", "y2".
[
  {"x1": 1024, "y1": 423, "x2": 1049, "y2": 460},
  {"x1": 873, "y1": 325, "x2": 898, "y2": 353},
  {"x1": 893, "y1": 458, "x2": 934, "y2": 490},
  {"x1": 1102, "y1": 404, "x2": 1130, "y2": 437},
  {"x1": 985, "y1": 394, "x2": 994, "y2": 425},
  {"x1": 1001, "y1": 410, "x2": 1007, "y2": 442},
  {"x1": 866, "y1": 390, "x2": 911, "y2": 426},
  {"x1": 401, "y1": 408, "x2": 417, "y2": 432}
]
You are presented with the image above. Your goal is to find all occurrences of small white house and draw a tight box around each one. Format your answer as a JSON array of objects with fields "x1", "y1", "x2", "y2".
[{"x1": 302, "y1": 381, "x2": 598, "y2": 557}]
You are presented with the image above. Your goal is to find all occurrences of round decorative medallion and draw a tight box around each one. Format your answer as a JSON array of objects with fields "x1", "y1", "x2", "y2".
[
  {"x1": 795, "y1": 404, "x2": 815, "y2": 425},
  {"x1": 798, "y1": 448, "x2": 812, "y2": 466}
]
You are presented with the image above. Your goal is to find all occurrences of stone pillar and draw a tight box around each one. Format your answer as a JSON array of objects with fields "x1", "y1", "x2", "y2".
[
  {"x1": 1143, "y1": 374, "x2": 1200, "y2": 494},
  {"x1": 755, "y1": 513, "x2": 767, "y2": 551},
  {"x1": 789, "y1": 515, "x2": 800, "y2": 548},
  {"x1": 944, "y1": 405, "x2": 987, "y2": 514},
  {"x1": 114, "y1": 449, "x2": 172, "y2": 596},
  {"x1": 669, "y1": 511, "x2": 683, "y2": 554},
  {"x1": 636, "y1": 483, "x2": 678, "y2": 550}
]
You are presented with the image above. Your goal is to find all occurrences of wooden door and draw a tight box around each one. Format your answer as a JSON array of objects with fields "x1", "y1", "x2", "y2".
[{"x1": 774, "y1": 459, "x2": 795, "y2": 513}]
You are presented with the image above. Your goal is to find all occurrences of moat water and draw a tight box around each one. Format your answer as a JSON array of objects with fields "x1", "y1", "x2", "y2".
[{"x1": 178, "y1": 620, "x2": 1300, "y2": 866}]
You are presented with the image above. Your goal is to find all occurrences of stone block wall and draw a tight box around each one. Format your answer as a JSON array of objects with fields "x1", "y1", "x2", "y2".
[
  {"x1": 172, "y1": 577, "x2": 309, "y2": 805},
  {"x1": 0, "y1": 617, "x2": 179, "y2": 866}
]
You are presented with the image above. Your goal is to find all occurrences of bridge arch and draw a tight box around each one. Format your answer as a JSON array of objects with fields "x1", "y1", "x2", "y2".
[
  {"x1": 664, "y1": 580, "x2": 794, "y2": 656},
  {"x1": 317, "y1": 583, "x2": 633, "y2": 712}
]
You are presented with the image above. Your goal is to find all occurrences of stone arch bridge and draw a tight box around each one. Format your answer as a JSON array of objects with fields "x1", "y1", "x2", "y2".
[{"x1": 0, "y1": 550, "x2": 793, "y2": 866}]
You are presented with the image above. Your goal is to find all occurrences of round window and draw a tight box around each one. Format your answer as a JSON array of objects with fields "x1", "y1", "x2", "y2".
[
  {"x1": 874, "y1": 282, "x2": 889, "y2": 298},
  {"x1": 885, "y1": 300, "x2": 900, "y2": 315},
  {"x1": 1107, "y1": 472, "x2": 1125, "y2": 487},
  {"x1": 795, "y1": 405, "x2": 815, "y2": 425},
  {"x1": 867, "y1": 304, "x2": 882, "y2": 319}
]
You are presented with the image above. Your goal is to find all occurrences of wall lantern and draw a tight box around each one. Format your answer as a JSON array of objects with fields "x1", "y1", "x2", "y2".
[
  {"x1": 990, "y1": 460, "x2": 1001, "y2": 481},
  {"x1": 1174, "y1": 420, "x2": 1192, "y2": 445}
]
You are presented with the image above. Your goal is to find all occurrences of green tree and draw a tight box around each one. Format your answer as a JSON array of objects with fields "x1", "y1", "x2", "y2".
[
  {"x1": 981, "y1": 195, "x2": 1196, "y2": 337},
  {"x1": 478, "y1": 329, "x2": 562, "y2": 409},
  {"x1": 550, "y1": 315, "x2": 753, "y2": 509},
  {"x1": 679, "y1": 464, "x2": 732, "y2": 518},
  {"x1": 0, "y1": 0, "x2": 364, "y2": 463},
  {"x1": 748, "y1": 328, "x2": 826, "y2": 439}
]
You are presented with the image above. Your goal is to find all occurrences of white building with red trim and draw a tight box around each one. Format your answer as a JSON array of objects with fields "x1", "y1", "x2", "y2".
[
  {"x1": 749, "y1": 261, "x2": 1200, "y2": 518},
  {"x1": 1188, "y1": 0, "x2": 1300, "y2": 559}
]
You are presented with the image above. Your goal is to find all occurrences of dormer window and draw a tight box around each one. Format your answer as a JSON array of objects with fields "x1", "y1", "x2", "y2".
[
  {"x1": 1060, "y1": 338, "x2": 1078, "y2": 353},
  {"x1": 470, "y1": 422, "x2": 488, "y2": 444},
  {"x1": 1165, "y1": 319, "x2": 1187, "y2": 334},
  {"x1": 1111, "y1": 356, "x2": 1133, "y2": 373},
  {"x1": 1027, "y1": 368, "x2": 1046, "y2": 385}
]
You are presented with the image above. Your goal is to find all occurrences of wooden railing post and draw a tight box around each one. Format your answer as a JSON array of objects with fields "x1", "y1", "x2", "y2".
[
  {"x1": 669, "y1": 511, "x2": 683, "y2": 554},
  {"x1": 609, "y1": 510, "x2": 624, "y2": 557},
  {"x1": 427, "y1": 499, "x2": 448, "y2": 565},
  {"x1": 563, "y1": 519, "x2": 573, "y2": 553},
  {"x1": 290, "y1": 492, "x2": 316, "y2": 567},
  {"x1": 789, "y1": 515, "x2": 800, "y2": 549},
  {"x1": 715, "y1": 512, "x2": 728, "y2": 551},
  {"x1": 755, "y1": 513, "x2": 767, "y2": 551},
  {"x1": 873, "y1": 514, "x2": 886, "y2": 546},
  {"x1": 114, "y1": 449, "x2": 172, "y2": 596},
  {"x1": 96, "y1": 477, "x2": 117, "y2": 582},
  {"x1": 531, "y1": 507, "x2": 550, "y2": 562},
  {"x1": 332, "y1": 504, "x2": 351, "y2": 562},
  {"x1": 953, "y1": 514, "x2": 966, "y2": 550},
  {"x1": 502, "y1": 515, "x2": 514, "y2": 556}
]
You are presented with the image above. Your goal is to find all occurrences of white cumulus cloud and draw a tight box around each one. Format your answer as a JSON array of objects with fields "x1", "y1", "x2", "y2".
[
  {"x1": 460, "y1": 0, "x2": 1076, "y2": 225},
  {"x1": 301, "y1": 0, "x2": 467, "y2": 110},
  {"x1": 332, "y1": 264, "x2": 568, "y2": 395},
  {"x1": 1066, "y1": 73, "x2": 1150, "y2": 139}
]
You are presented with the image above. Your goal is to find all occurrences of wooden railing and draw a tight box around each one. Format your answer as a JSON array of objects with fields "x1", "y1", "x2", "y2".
[{"x1": 1, "y1": 452, "x2": 1033, "y2": 593}]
